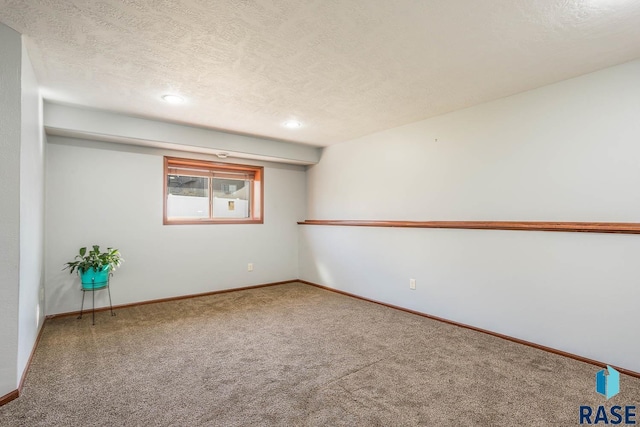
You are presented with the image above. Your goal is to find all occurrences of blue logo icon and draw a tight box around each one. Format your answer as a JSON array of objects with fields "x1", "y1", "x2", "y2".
[{"x1": 596, "y1": 365, "x2": 620, "y2": 400}]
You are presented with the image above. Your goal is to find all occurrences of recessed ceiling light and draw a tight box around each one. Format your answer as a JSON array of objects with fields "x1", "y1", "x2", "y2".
[
  {"x1": 283, "y1": 120, "x2": 302, "y2": 129},
  {"x1": 161, "y1": 94, "x2": 184, "y2": 104}
]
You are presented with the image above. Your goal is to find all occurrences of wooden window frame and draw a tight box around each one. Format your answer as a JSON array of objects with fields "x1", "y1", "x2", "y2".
[{"x1": 164, "y1": 156, "x2": 263, "y2": 225}]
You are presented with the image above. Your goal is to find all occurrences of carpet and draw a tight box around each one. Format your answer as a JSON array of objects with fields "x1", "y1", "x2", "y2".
[{"x1": 1, "y1": 282, "x2": 638, "y2": 426}]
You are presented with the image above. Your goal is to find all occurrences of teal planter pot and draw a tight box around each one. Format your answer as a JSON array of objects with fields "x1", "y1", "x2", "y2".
[{"x1": 80, "y1": 266, "x2": 110, "y2": 290}]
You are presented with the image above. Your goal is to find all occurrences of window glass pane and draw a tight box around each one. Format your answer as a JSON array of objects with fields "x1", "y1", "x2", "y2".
[
  {"x1": 212, "y1": 178, "x2": 250, "y2": 218},
  {"x1": 164, "y1": 157, "x2": 262, "y2": 224},
  {"x1": 167, "y1": 174, "x2": 209, "y2": 219}
]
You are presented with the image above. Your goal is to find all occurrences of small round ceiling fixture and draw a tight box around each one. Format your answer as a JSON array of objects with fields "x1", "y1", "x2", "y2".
[
  {"x1": 161, "y1": 94, "x2": 184, "y2": 104},
  {"x1": 283, "y1": 120, "x2": 302, "y2": 129}
]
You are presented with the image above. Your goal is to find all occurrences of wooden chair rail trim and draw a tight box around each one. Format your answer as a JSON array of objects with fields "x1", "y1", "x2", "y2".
[{"x1": 298, "y1": 220, "x2": 640, "y2": 234}]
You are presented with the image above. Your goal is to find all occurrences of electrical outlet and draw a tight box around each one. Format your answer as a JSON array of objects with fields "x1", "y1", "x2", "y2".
[
  {"x1": 409, "y1": 279, "x2": 416, "y2": 290},
  {"x1": 248, "y1": 263, "x2": 254, "y2": 272}
]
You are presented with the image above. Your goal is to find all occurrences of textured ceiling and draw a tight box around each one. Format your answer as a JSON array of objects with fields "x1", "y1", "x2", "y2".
[{"x1": 1, "y1": 1, "x2": 640, "y2": 146}]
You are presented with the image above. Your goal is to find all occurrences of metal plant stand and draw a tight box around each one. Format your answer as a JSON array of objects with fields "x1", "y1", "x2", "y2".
[{"x1": 78, "y1": 273, "x2": 116, "y2": 325}]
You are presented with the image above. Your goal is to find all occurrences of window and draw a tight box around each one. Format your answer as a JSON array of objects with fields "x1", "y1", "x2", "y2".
[{"x1": 164, "y1": 157, "x2": 263, "y2": 224}]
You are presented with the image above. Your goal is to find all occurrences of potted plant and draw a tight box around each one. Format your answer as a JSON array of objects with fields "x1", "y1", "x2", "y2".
[{"x1": 63, "y1": 245, "x2": 124, "y2": 289}]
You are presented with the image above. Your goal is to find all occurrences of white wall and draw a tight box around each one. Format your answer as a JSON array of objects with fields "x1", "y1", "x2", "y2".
[
  {"x1": 300, "y1": 59, "x2": 640, "y2": 373},
  {"x1": 0, "y1": 22, "x2": 22, "y2": 398},
  {"x1": 45, "y1": 137, "x2": 306, "y2": 315},
  {"x1": 18, "y1": 42, "x2": 45, "y2": 382}
]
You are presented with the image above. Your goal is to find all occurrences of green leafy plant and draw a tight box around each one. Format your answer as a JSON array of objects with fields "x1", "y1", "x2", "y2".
[{"x1": 63, "y1": 245, "x2": 123, "y2": 275}]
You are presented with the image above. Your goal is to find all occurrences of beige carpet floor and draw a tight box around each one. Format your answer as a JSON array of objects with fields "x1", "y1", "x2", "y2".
[{"x1": 1, "y1": 282, "x2": 638, "y2": 426}]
